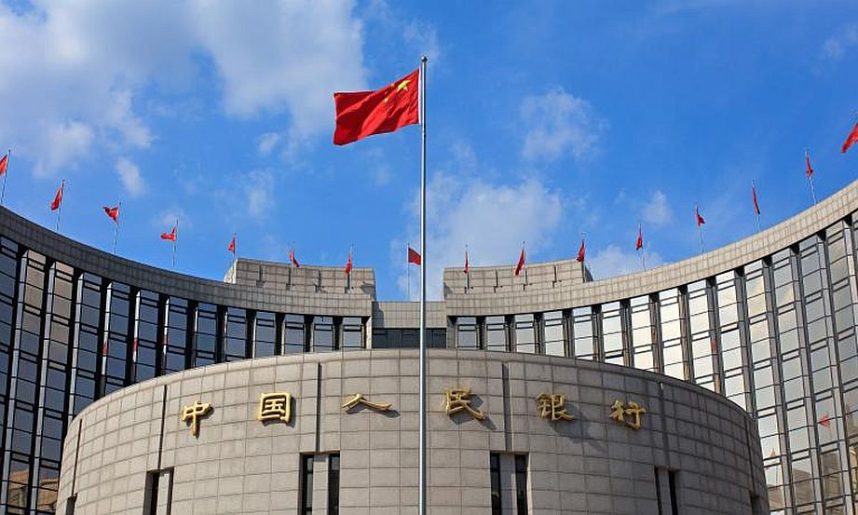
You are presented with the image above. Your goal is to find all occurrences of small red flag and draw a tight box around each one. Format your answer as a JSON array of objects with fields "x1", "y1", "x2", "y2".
[
  {"x1": 344, "y1": 252, "x2": 353, "y2": 275},
  {"x1": 0, "y1": 153, "x2": 8, "y2": 176},
  {"x1": 695, "y1": 206, "x2": 705, "y2": 227},
  {"x1": 407, "y1": 246, "x2": 421, "y2": 266},
  {"x1": 514, "y1": 246, "x2": 526, "y2": 276},
  {"x1": 842, "y1": 120, "x2": 858, "y2": 154},
  {"x1": 576, "y1": 239, "x2": 585, "y2": 263},
  {"x1": 333, "y1": 69, "x2": 420, "y2": 145},
  {"x1": 289, "y1": 248, "x2": 300, "y2": 268},
  {"x1": 103, "y1": 205, "x2": 119, "y2": 223},
  {"x1": 635, "y1": 225, "x2": 643, "y2": 251},
  {"x1": 50, "y1": 181, "x2": 64, "y2": 211},
  {"x1": 227, "y1": 235, "x2": 236, "y2": 254},
  {"x1": 160, "y1": 225, "x2": 177, "y2": 241},
  {"x1": 752, "y1": 185, "x2": 761, "y2": 215},
  {"x1": 464, "y1": 249, "x2": 469, "y2": 274},
  {"x1": 805, "y1": 151, "x2": 814, "y2": 177},
  {"x1": 818, "y1": 414, "x2": 831, "y2": 428}
]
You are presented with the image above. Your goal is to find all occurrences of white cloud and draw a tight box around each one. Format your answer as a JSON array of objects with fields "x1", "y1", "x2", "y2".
[
  {"x1": 822, "y1": 25, "x2": 858, "y2": 61},
  {"x1": 243, "y1": 170, "x2": 275, "y2": 218},
  {"x1": 0, "y1": 1, "x2": 368, "y2": 174},
  {"x1": 587, "y1": 244, "x2": 664, "y2": 280},
  {"x1": 115, "y1": 157, "x2": 145, "y2": 197},
  {"x1": 520, "y1": 88, "x2": 606, "y2": 163},
  {"x1": 641, "y1": 190, "x2": 673, "y2": 226},
  {"x1": 397, "y1": 172, "x2": 564, "y2": 300},
  {"x1": 257, "y1": 133, "x2": 282, "y2": 157},
  {"x1": 190, "y1": 1, "x2": 366, "y2": 132},
  {"x1": 155, "y1": 207, "x2": 189, "y2": 231}
]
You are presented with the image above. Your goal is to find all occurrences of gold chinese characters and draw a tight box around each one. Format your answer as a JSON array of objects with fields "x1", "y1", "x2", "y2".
[
  {"x1": 536, "y1": 393, "x2": 575, "y2": 421},
  {"x1": 609, "y1": 400, "x2": 646, "y2": 430},
  {"x1": 341, "y1": 393, "x2": 392, "y2": 413},
  {"x1": 444, "y1": 387, "x2": 486, "y2": 420},
  {"x1": 180, "y1": 400, "x2": 212, "y2": 437},
  {"x1": 257, "y1": 392, "x2": 293, "y2": 423}
]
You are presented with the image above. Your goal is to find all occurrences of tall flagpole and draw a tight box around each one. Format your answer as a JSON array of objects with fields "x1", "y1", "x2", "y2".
[
  {"x1": 1, "y1": 149, "x2": 10, "y2": 206},
  {"x1": 418, "y1": 55, "x2": 428, "y2": 515},
  {"x1": 112, "y1": 201, "x2": 121, "y2": 255},
  {"x1": 806, "y1": 150, "x2": 817, "y2": 205},
  {"x1": 695, "y1": 204, "x2": 704, "y2": 254}
]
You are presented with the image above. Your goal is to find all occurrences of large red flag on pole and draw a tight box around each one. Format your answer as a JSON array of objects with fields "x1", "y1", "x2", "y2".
[
  {"x1": 228, "y1": 234, "x2": 236, "y2": 255},
  {"x1": 576, "y1": 239, "x2": 585, "y2": 263},
  {"x1": 464, "y1": 247, "x2": 469, "y2": 274},
  {"x1": 160, "y1": 220, "x2": 178, "y2": 268},
  {"x1": 344, "y1": 251, "x2": 353, "y2": 275},
  {"x1": 752, "y1": 184, "x2": 761, "y2": 216},
  {"x1": 333, "y1": 69, "x2": 420, "y2": 145},
  {"x1": 805, "y1": 151, "x2": 818, "y2": 205},
  {"x1": 289, "y1": 248, "x2": 300, "y2": 268},
  {"x1": 160, "y1": 225, "x2": 177, "y2": 241},
  {"x1": 695, "y1": 206, "x2": 705, "y2": 226},
  {"x1": 0, "y1": 153, "x2": 7, "y2": 176},
  {"x1": 0, "y1": 149, "x2": 9, "y2": 206},
  {"x1": 514, "y1": 244, "x2": 526, "y2": 276},
  {"x1": 842, "y1": 120, "x2": 858, "y2": 154},
  {"x1": 635, "y1": 225, "x2": 644, "y2": 251}
]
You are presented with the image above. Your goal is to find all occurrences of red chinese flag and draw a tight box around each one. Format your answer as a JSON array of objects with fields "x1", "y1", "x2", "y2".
[
  {"x1": 50, "y1": 181, "x2": 64, "y2": 211},
  {"x1": 103, "y1": 205, "x2": 119, "y2": 223},
  {"x1": 333, "y1": 69, "x2": 420, "y2": 145},
  {"x1": 344, "y1": 253, "x2": 353, "y2": 275},
  {"x1": 160, "y1": 226, "x2": 176, "y2": 241},
  {"x1": 289, "y1": 248, "x2": 300, "y2": 268},
  {"x1": 464, "y1": 249, "x2": 469, "y2": 274},
  {"x1": 805, "y1": 151, "x2": 814, "y2": 177},
  {"x1": 514, "y1": 247, "x2": 526, "y2": 276},
  {"x1": 635, "y1": 225, "x2": 644, "y2": 251},
  {"x1": 227, "y1": 235, "x2": 236, "y2": 254},
  {"x1": 0, "y1": 153, "x2": 7, "y2": 176},
  {"x1": 407, "y1": 246, "x2": 421, "y2": 266},
  {"x1": 842, "y1": 120, "x2": 858, "y2": 154},
  {"x1": 695, "y1": 206, "x2": 705, "y2": 227},
  {"x1": 576, "y1": 239, "x2": 585, "y2": 263},
  {"x1": 752, "y1": 185, "x2": 761, "y2": 215}
]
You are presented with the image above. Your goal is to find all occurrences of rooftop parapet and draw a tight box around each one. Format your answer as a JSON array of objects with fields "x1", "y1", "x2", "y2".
[
  {"x1": 225, "y1": 258, "x2": 376, "y2": 298},
  {"x1": 442, "y1": 258, "x2": 591, "y2": 297}
]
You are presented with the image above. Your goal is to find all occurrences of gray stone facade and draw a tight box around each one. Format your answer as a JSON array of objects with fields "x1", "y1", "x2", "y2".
[{"x1": 56, "y1": 350, "x2": 766, "y2": 514}]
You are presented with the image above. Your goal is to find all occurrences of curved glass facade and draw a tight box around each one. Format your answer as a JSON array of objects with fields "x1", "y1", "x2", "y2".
[{"x1": 1, "y1": 180, "x2": 858, "y2": 513}]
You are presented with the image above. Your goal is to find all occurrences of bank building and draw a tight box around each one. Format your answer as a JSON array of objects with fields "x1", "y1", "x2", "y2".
[{"x1": 7, "y1": 181, "x2": 858, "y2": 513}]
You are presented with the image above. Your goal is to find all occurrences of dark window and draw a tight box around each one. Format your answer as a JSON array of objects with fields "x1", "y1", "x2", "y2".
[
  {"x1": 143, "y1": 467, "x2": 173, "y2": 515},
  {"x1": 327, "y1": 454, "x2": 340, "y2": 515},
  {"x1": 164, "y1": 298, "x2": 189, "y2": 373},
  {"x1": 490, "y1": 453, "x2": 502, "y2": 515},
  {"x1": 457, "y1": 317, "x2": 478, "y2": 349},
  {"x1": 284, "y1": 315, "x2": 306, "y2": 354},
  {"x1": 668, "y1": 470, "x2": 679, "y2": 514},
  {"x1": 300, "y1": 454, "x2": 314, "y2": 514},
  {"x1": 311, "y1": 316, "x2": 334, "y2": 352},
  {"x1": 224, "y1": 308, "x2": 248, "y2": 362},
  {"x1": 193, "y1": 303, "x2": 217, "y2": 366},
  {"x1": 515, "y1": 454, "x2": 528, "y2": 514},
  {"x1": 341, "y1": 318, "x2": 363, "y2": 350},
  {"x1": 254, "y1": 312, "x2": 276, "y2": 358}
]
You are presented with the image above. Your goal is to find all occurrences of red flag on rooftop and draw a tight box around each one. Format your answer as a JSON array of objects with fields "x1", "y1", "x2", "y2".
[
  {"x1": 103, "y1": 205, "x2": 119, "y2": 223},
  {"x1": 160, "y1": 225, "x2": 177, "y2": 242},
  {"x1": 0, "y1": 153, "x2": 7, "y2": 176},
  {"x1": 514, "y1": 245, "x2": 526, "y2": 276},
  {"x1": 635, "y1": 225, "x2": 644, "y2": 251},
  {"x1": 695, "y1": 206, "x2": 705, "y2": 227},
  {"x1": 752, "y1": 185, "x2": 761, "y2": 215},
  {"x1": 333, "y1": 69, "x2": 420, "y2": 145},
  {"x1": 842, "y1": 120, "x2": 858, "y2": 154},
  {"x1": 464, "y1": 248, "x2": 469, "y2": 274},
  {"x1": 344, "y1": 252, "x2": 353, "y2": 275},
  {"x1": 407, "y1": 246, "x2": 421, "y2": 266},
  {"x1": 805, "y1": 151, "x2": 814, "y2": 177},
  {"x1": 576, "y1": 239, "x2": 585, "y2": 263},
  {"x1": 289, "y1": 248, "x2": 300, "y2": 268},
  {"x1": 227, "y1": 234, "x2": 236, "y2": 255},
  {"x1": 50, "y1": 181, "x2": 64, "y2": 211}
]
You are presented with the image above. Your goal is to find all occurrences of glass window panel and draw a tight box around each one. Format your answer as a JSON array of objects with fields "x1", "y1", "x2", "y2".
[
  {"x1": 311, "y1": 316, "x2": 334, "y2": 352},
  {"x1": 284, "y1": 314, "x2": 305, "y2": 354},
  {"x1": 542, "y1": 311, "x2": 564, "y2": 357},
  {"x1": 514, "y1": 314, "x2": 536, "y2": 354},
  {"x1": 456, "y1": 317, "x2": 478, "y2": 350},
  {"x1": 341, "y1": 317, "x2": 363, "y2": 351}
]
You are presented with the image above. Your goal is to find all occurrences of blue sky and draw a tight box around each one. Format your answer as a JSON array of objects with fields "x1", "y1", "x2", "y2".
[{"x1": 1, "y1": 1, "x2": 857, "y2": 300}]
